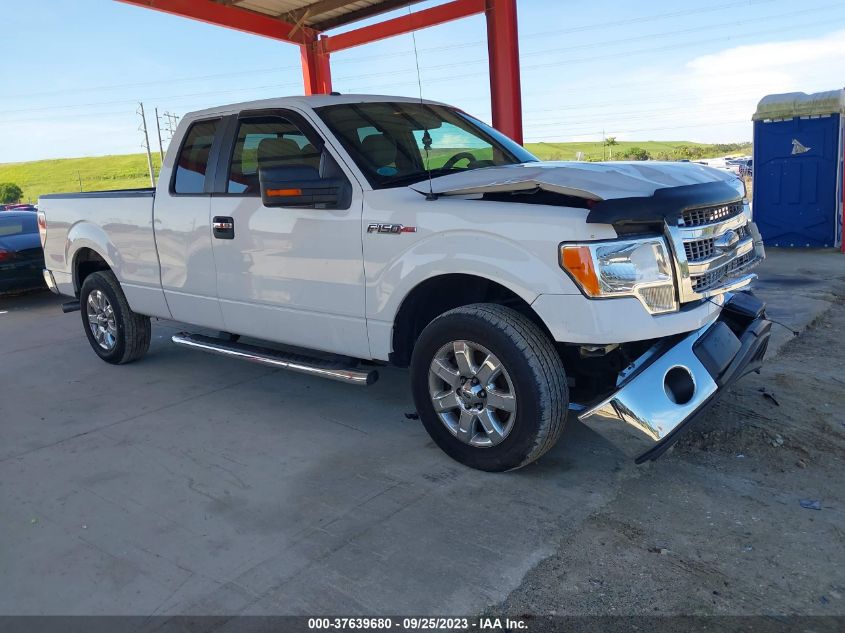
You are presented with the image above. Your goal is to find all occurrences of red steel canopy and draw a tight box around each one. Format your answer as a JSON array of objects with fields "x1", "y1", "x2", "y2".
[{"x1": 116, "y1": 0, "x2": 524, "y2": 143}]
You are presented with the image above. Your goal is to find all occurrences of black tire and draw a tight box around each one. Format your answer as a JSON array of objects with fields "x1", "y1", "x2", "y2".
[
  {"x1": 79, "y1": 270, "x2": 151, "y2": 364},
  {"x1": 410, "y1": 304, "x2": 568, "y2": 472}
]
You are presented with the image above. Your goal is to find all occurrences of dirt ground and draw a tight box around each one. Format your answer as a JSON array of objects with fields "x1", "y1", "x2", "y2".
[{"x1": 495, "y1": 297, "x2": 845, "y2": 622}]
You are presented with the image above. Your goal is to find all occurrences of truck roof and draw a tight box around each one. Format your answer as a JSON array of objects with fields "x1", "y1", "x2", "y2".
[{"x1": 185, "y1": 94, "x2": 447, "y2": 119}]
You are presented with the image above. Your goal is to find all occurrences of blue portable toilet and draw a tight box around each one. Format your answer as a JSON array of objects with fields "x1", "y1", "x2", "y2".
[{"x1": 752, "y1": 90, "x2": 844, "y2": 248}]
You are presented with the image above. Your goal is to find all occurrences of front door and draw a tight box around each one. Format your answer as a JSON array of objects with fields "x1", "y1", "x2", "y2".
[{"x1": 209, "y1": 110, "x2": 369, "y2": 358}]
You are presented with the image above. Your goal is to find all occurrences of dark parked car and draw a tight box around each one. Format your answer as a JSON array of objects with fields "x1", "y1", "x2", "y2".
[{"x1": 0, "y1": 212, "x2": 46, "y2": 292}]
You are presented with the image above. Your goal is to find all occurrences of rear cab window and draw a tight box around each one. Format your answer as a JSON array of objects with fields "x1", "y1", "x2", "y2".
[{"x1": 172, "y1": 119, "x2": 220, "y2": 194}]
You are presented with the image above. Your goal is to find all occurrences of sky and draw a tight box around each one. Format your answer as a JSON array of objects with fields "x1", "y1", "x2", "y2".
[{"x1": 2, "y1": 0, "x2": 845, "y2": 162}]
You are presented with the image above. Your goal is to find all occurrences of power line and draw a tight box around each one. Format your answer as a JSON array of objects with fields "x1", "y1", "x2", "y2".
[
  {"x1": 2, "y1": 5, "x2": 840, "y2": 120},
  {"x1": 340, "y1": 13, "x2": 845, "y2": 93},
  {"x1": 2, "y1": 0, "x2": 776, "y2": 103}
]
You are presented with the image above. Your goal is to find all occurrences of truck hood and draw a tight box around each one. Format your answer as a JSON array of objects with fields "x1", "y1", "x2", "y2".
[{"x1": 409, "y1": 161, "x2": 744, "y2": 201}]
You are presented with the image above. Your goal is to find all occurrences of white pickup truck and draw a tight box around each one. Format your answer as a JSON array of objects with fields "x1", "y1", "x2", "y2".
[{"x1": 39, "y1": 94, "x2": 770, "y2": 471}]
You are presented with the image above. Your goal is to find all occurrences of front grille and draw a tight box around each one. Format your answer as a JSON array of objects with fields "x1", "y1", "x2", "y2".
[
  {"x1": 683, "y1": 225, "x2": 749, "y2": 262},
  {"x1": 679, "y1": 202, "x2": 743, "y2": 227},
  {"x1": 684, "y1": 238, "x2": 716, "y2": 261},
  {"x1": 667, "y1": 199, "x2": 764, "y2": 302},
  {"x1": 691, "y1": 250, "x2": 757, "y2": 292}
]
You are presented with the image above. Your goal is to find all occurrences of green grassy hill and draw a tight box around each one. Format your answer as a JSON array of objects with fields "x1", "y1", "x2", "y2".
[
  {"x1": 1, "y1": 140, "x2": 750, "y2": 203},
  {"x1": 0, "y1": 154, "x2": 163, "y2": 203}
]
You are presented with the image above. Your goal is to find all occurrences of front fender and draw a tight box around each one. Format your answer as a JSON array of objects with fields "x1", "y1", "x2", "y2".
[
  {"x1": 369, "y1": 229, "x2": 580, "y2": 320},
  {"x1": 365, "y1": 229, "x2": 583, "y2": 360}
]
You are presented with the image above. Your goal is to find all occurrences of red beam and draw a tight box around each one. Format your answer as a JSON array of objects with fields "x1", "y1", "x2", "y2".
[
  {"x1": 115, "y1": 0, "x2": 316, "y2": 46},
  {"x1": 321, "y1": 0, "x2": 485, "y2": 53},
  {"x1": 486, "y1": 0, "x2": 523, "y2": 144},
  {"x1": 301, "y1": 37, "x2": 333, "y2": 95}
]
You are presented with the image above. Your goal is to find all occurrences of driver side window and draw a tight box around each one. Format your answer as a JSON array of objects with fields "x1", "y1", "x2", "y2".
[
  {"x1": 227, "y1": 116, "x2": 321, "y2": 194},
  {"x1": 413, "y1": 123, "x2": 494, "y2": 170}
]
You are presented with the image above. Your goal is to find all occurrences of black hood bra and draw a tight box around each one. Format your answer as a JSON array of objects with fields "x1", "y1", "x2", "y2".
[{"x1": 585, "y1": 180, "x2": 743, "y2": 227}]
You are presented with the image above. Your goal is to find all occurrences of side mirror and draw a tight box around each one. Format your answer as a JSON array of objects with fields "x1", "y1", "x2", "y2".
[{"x1": 258, "y1": 165, "x2": 344, "y2": 209}]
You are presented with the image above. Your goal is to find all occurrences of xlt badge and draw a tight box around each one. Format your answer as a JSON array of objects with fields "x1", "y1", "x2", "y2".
[{"x1": 367, "y1": 223, "x2": 417, "y2": 234}]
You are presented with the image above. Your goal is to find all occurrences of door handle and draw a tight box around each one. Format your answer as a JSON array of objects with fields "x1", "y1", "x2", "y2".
[{"x1": 213, "y1": 216, "x2": 234, "y2": 239}]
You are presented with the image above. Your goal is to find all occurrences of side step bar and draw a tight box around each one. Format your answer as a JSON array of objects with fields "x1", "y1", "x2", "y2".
[{"x1": 171, "y1": 332, "x2": 378, "y2": 386}]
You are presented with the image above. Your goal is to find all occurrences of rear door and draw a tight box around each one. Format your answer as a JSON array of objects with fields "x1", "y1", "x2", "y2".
[
  {"x1": 154, "y1": 118, "x2": 226, "y2": 329},
  {"x1": 208, "y1": 109, "x2": 369, "y2": 357}
]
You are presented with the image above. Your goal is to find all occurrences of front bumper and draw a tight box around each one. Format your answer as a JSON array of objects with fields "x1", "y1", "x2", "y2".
[{"x1": 577, "y1": 292, "x2": 771, "y2": 462}]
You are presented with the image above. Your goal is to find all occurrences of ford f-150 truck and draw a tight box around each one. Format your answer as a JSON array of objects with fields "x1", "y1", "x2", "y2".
[{"x1": 39, "y1": 94, "x2": 770, "y2": 471}]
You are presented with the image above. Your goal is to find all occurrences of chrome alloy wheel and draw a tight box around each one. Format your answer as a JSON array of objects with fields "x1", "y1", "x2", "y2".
[
  {"x1": 427, "y1": 340, "x2": 517, "y2": 447},
  {"x1": 86, "y1": 289, "x2": 117, "y2": 351}
]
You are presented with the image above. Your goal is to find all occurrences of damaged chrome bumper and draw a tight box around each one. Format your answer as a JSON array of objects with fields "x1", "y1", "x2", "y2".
[{"x1": 578, "y1": 292, "x2": 772, "y2": 463}]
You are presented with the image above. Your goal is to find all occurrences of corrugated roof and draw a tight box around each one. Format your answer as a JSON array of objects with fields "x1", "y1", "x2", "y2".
[
  {"x1": 753, "y1": 89, "x2": 845, "y2": 121},
  {"x1": 216, "y1": 0, "x2": 426, "y2": 31}
]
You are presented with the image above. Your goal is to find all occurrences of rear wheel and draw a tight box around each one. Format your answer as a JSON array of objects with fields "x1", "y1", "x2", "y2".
[
  {"x1": 80, "y1": 271, "x2": 150, "y2": 364},
  {"x1": 410, "y1": 304, "x2": 568, "y2": 471}
]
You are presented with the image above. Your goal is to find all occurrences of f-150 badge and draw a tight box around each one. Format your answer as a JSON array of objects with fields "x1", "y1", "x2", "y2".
[{"x1": 367, "y1": 223, "x2": 417, "y2": 234}]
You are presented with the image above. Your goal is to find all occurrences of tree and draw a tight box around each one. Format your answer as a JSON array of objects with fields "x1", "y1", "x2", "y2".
[
  {"x1": 674, "y1": 145, "x2": 704, "y2": 160},
  {"x1": 0, "y1": 183, "x2": 23, "y2": 204},
  {"x1": 603, "y1": 136, "x2": 618, "y2": 160},
  {"x1": 624, "y1": 147, "x2": 650, "y2": 161}
]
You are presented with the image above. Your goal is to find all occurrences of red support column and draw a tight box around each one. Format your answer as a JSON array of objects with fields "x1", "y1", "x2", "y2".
[
  {"x1": 485, "y1": 0, "x2": 523, "y2": 144},
  {"x1": 301, "y1": 36, "x2": 332, "y2": 95}
]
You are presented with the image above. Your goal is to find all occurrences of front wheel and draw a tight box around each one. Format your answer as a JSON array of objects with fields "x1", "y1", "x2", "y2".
[
  {"x1": 80, "y1": 270, "x2": 151, "y2": 364},
  {"x1": 410, "y1": 304, "x2": 569, "y2": 472}
]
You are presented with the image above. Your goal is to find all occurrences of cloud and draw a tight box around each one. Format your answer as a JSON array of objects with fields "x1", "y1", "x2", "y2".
[
  {"x1": 528, "y1": 28, "x2": 845, "y2": 144},
  {"x1": 632, "y1": 28, "x2": 845, "y2": 142},
  {"x1": 687, "y1": 28, "x2": 845, "y2": 75}
]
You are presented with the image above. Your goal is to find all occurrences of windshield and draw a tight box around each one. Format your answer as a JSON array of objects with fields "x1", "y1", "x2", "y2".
[{"x1": 315, "y1": 102, "x2": 538, "y2": 189}]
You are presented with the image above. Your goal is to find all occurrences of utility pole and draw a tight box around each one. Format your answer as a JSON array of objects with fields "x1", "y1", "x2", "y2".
[
  {"x1": 602, "y1": 128, "x2": 606, "y2": 161},
  {"x1": 77, "y1": 171, "x2": 83, "y2": 192},
  {"x1": 137, "y1": 102, "x2": 155, "y2": 187},
  {"x1": 163, "y1": 112, "x2": 180, "y2": 139},
  {"x1": 154, "y1": 107, "x2": 165, "y2": 162}
]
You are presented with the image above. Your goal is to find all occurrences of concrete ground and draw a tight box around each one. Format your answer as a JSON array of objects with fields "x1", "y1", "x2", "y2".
[{"x1": 0, "y1": 249, "x2": 843, "y2": 617}]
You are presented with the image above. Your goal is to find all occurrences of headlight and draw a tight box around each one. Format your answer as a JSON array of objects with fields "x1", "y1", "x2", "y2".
[{"x1": 560, "y1": 238, "x2": 678, "y2": 314}]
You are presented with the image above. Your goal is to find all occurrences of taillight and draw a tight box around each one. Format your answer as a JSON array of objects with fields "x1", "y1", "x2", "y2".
[
  {"x1": 0, "y1": 249, "x2": 11, "y2": 262},
  {"x1": 37, "y1": 211, "x2": 47, "y2": 248}
]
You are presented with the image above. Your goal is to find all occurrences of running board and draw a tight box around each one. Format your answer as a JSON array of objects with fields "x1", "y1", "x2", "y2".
[{"x1": 171, "y1": 332, "x2": 378, "y2": 386}]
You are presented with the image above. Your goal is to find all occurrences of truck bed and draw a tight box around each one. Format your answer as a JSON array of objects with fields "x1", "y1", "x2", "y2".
[
  {"x1": 39, "y1": 187, "x2": 166, "y2": 317},
  {"x1": 39, "y1": 188, "x2": 155, "y2": 200}
]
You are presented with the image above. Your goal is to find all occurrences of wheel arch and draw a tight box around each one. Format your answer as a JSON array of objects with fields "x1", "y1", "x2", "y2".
[
  {"x1": 72, "y1": 247, "x2": 113, "y2": 296},
  {"x1": 390, "y1": 273, "x2": 554, "y2": 367}
]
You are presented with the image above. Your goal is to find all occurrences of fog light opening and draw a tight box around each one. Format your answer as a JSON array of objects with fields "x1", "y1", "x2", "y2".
[{"x1": 664, "y1": 366, "x2": 695, "y2": 405}]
